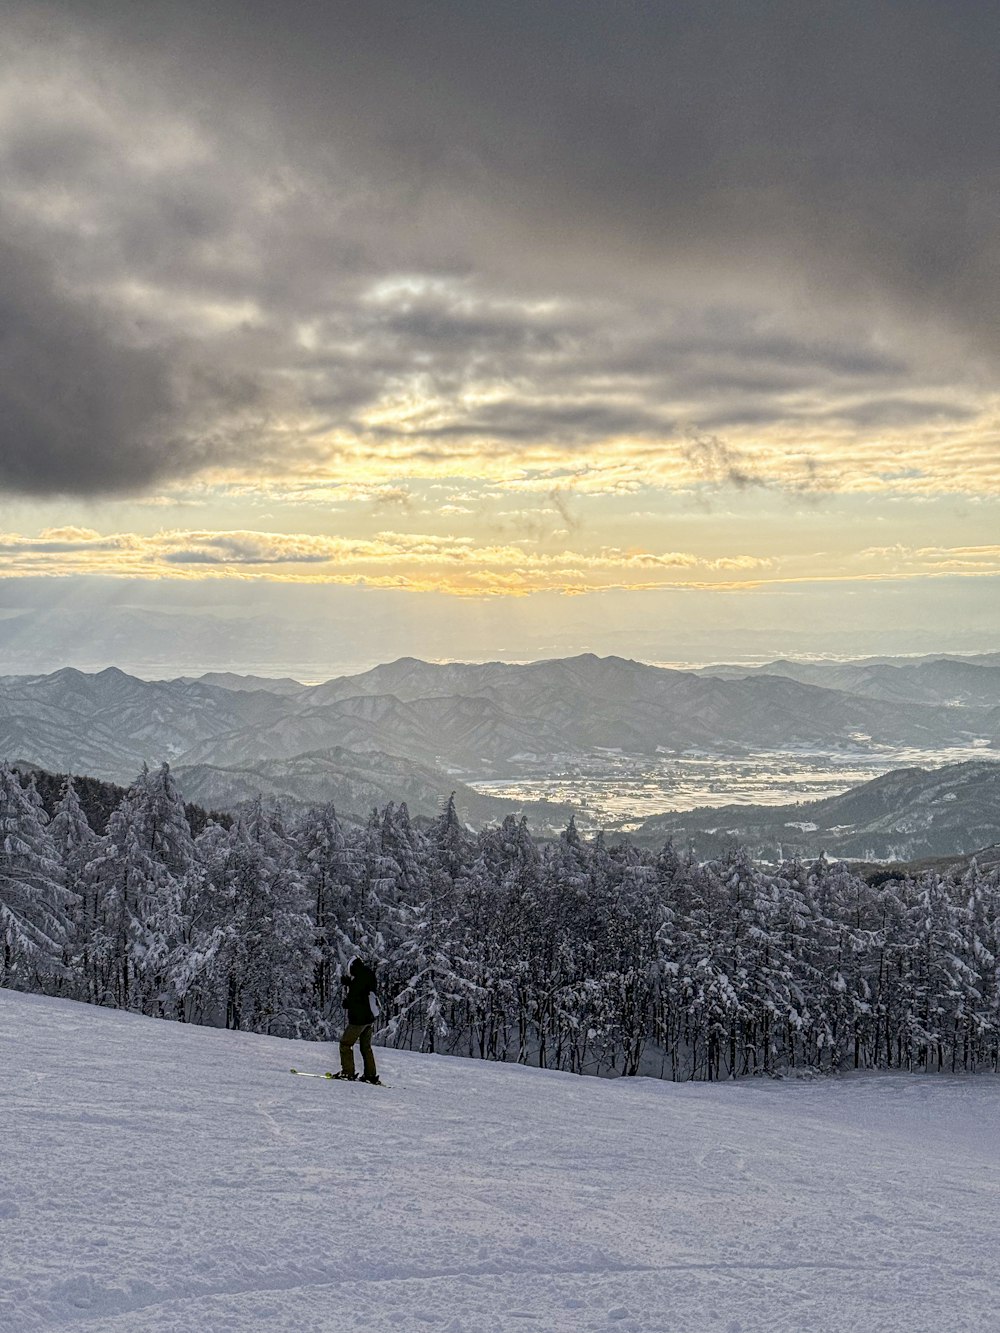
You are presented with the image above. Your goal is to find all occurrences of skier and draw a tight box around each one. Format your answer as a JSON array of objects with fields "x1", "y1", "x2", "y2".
[{"x1": 334, "y1": 956, "x2": 382, "y2": 1083}]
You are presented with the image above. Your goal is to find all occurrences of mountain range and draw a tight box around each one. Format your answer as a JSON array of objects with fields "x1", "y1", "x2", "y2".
[
  {"x1": 0, "y1": 653, "x2": 997, "y2": 828},
  {"x1": 176, "y1": 654, "x2": 1000, "y2": 773}
]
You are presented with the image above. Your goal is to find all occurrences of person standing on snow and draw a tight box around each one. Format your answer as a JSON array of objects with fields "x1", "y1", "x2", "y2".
[{"x1": 334, "y1": 957, "x2": 382, "y2": 1083}]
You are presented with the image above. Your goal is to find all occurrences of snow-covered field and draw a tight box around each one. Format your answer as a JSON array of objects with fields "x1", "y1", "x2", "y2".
[{"x1": 4, "y1": 991, "x2": 1000, "y2": 1333}]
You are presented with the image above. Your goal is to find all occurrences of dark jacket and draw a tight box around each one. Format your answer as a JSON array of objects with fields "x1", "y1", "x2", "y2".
[{"x1": 343, "y1": 959, "x2": 378, "y2": 1026}]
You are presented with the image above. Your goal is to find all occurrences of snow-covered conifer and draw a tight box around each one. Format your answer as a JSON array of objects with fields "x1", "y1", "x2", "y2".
[
  {"x1": 295, "y1": 802, "x2": 356, "y2": 1024},
  {"x1": 50, "y1": 776, "x2": 97, "y2": 1000},
  {"x1": 0, "y1": 764, "x2": 75, "y2": 988},
  {"x1": 218, "y1": 798, "x2": 316, "y2": 1037},
  {"x1": 82, "y1": 764, "x2": 194, "y2": 1014}
]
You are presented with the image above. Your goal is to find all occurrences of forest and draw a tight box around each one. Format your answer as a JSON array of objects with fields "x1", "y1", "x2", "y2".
[{"x1": 3, "y1": 760, "x2": 999, "y2": 1081}]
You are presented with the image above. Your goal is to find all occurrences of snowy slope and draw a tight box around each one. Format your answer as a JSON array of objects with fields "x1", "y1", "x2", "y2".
[{"x1": 4, "y1": 991, "x2": 1000, "y2": 1333}]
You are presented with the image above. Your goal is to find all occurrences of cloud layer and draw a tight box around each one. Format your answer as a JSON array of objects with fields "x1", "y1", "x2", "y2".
[
  {"x1": 0, "y1": 524, "x2": 996, "y2": 601},
  {"x1": 0, "y1": 3, "x2": 997, "y2": 499}
]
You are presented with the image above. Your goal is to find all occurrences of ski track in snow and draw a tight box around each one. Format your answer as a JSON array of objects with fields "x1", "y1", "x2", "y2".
[{"x1": 3, "y1": 992, "x2": 1000, "y2": 1333}]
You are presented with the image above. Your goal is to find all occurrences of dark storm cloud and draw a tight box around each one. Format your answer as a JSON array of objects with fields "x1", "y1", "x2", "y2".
[
  {"x1": 0, "y1": 1, "x2": 997, "y2": 493},
  {"x1": 63, "y1": 0, "x2": 996, "y2": 311},
  {"x1": 0, "y1": 239, "x2": 177, "y2": 495},
  {"x1": 0, "y1": 238, "x2": 272, "y2": 495}
]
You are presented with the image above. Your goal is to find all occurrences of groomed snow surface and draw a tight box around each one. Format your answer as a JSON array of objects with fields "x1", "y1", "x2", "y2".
[{"x1": 3, "y1": 992, "x2": 1000, "y2": 1333}]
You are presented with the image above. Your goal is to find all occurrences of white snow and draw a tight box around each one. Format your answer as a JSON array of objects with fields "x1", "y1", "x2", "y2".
[{"x1": 4, "y1": 990, "x2": 1000, "y2": 1333}]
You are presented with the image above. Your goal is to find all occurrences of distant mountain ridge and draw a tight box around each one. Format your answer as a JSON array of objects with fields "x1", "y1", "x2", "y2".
[
  {"x1": 208, "y1": 651, "x2": 998, "y2": 763},
  {"x1": 0, "y1": 653, "x2": 997, "y2": 825},
  {"x1": 697, "y1": 654, "x2": 1000, "y2": 709}
]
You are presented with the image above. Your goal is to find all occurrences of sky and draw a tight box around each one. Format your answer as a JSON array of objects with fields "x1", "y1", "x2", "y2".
[{"x1": 0, "y1": 1, "x2": 998, "y2": 672}]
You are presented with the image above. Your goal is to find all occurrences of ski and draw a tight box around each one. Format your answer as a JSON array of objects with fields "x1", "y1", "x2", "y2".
[{"x1": 289, "y1": 1067, "x2": 390, "y2": 1086}]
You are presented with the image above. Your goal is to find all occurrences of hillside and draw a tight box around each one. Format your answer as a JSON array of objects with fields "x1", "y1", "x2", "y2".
[
  {"x1": 5, "y1": 989, "x2": 1000, "y2": 1333},
  {"x1": 173, "y1": 748, "x2": 571, "y2": 828},
  {"x1": 631, "y1": 759, "x2": 1000, "y2": 861}
]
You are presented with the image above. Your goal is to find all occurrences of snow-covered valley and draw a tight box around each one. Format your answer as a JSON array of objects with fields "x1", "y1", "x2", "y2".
[
  {"x1": 467, "y1": 742, "x2": 999, "y2": 829},
  {"x1": 4, "y1": 990, "x2": 1000, "y2": 1333}
]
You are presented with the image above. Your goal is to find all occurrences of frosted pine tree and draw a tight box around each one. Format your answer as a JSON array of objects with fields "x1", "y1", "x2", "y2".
[
  {"x1": 350, "y1": 801, "x2": 414, "y2": 962},
  {"x1": 387, "y1": 794, "x2": 477, "y2": 1054},
  {"x1": 0, "y1": 763, "x2": 75, "y2": 989},
  {"x1": 219, "y1": 798, "x2": 316, "y2": 1037},
  {"x1": 649, "y1": 842, "x2": 681, "y2": 1074},
  {"x1": 525, "y1": 817, "x2": 592, "y2": 1068},
  {"x1": 174, "y1": 819, "x2": 232, "y2": 1024},
  {"x1": 50, "y1": 776, "x2": 97, "y2": 1001},
  {"x1": 906, "y1": 870, "x2": 974, "y2": 1070},
  {"x1": 608, "y1": 840, "x2": 661, "y2": 1076},
  {"x1": 958, "y1": 860, "x2": 1000, "y2": 1070},
  {"x1": 865, "y1": 874, "x2": 911, "y2": 1069},
  {"x1": 466, "y1": 813, "x2": 543, "y2": 1063},
  {"x1": 127, "y1": 764, "x2": 197, "y2": 1017},
  {"x1": 460, "y1": 816, "x2": 533, "y2": 1061},
  {"x1": 752, "y1": 861, "x2": 815, "y2": 1073},
  {"x1": 50, "y1": 775, "x2": 95, "y2": 866},
  {"x1": 83, "y1": 764, "x2": 193, "y2": 1014},
  {"x1": 673, "y1": 855, "x2": 740, "y2": 1080},
  {"x1": 294, "y1": 802, "x2": 356, "y2": 1026},
  {"x1": 798, "y1": 857, "x2": 874, "y2": 1070},
  {"x1": 547, "y1": 830, "x2": 614, "y2": 1075},
  {"x1": 361, "y1": 803, "x2": 417, "y2": 1032}
]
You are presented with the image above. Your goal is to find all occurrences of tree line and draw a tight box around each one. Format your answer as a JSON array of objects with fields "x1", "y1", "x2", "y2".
[{"x1": 2, "y1": 760, "x2": 999, "y2": 1080}]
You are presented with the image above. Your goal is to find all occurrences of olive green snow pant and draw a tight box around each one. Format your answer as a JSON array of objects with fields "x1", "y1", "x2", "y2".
[{"x1": 339, "y1": 1023, "x2": 377, "y2": 1080}]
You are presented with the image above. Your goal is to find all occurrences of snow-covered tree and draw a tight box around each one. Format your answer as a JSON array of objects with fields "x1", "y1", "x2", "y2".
[
  {"x1": 0, "y1": 764, "x2": 75, "y2": 988},
  {"x1": 294, "y1": 802, "x2": 356, "y2": 1027},
  {"x1": 218, "y1": 798, "x2": 316, "y2": 1037},
  {"x1": 83, "y1": 764, "x2": 196, "y2": 1014},
  {"x1": 50, "y1": 776, "x2": 97, "y2": 999}
]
